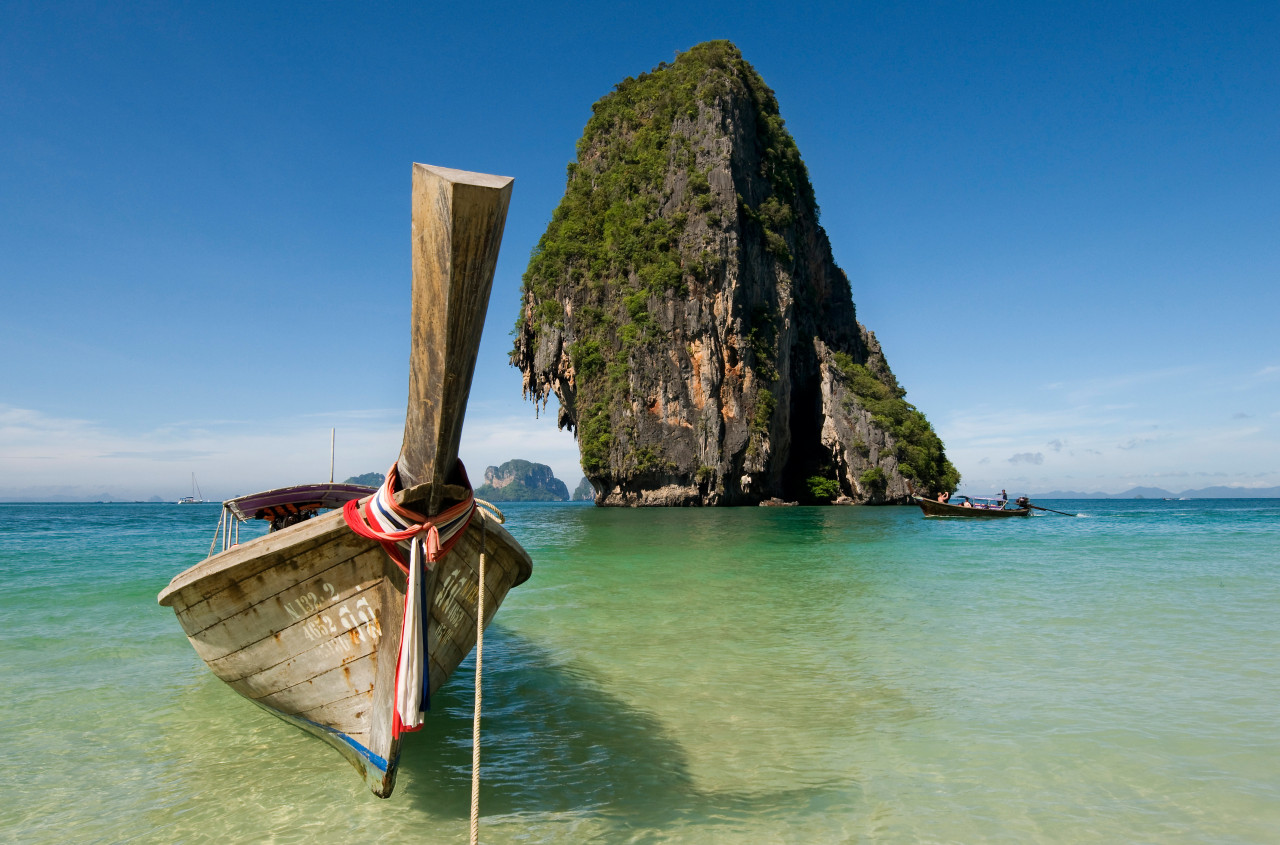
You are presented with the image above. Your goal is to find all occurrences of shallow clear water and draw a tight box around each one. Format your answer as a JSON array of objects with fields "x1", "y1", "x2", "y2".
[{"x1": 2, "y1": 500, "x2": 1277, "y2": 842}]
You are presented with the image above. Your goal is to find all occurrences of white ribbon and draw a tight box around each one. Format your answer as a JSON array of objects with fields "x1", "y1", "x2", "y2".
[{"x1": 395, "y1": 537, "x2": 426, "y2": 729}]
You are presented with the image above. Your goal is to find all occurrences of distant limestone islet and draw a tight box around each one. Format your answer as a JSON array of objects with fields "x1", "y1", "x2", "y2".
[
  {"x1": 571, "y1": 476, "x2": 596, "y2": 502},
  {"x1": 345, "y1": 464, "x2": 576, "y2": 503},
  {"x1": 473, "y1": 460, "x2": 571, "y2": 502}
]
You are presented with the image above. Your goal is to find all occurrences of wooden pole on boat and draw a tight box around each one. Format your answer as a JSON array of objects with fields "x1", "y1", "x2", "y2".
[{"x1": 398, "y1": 164, "x2": 514, "y2": 513}]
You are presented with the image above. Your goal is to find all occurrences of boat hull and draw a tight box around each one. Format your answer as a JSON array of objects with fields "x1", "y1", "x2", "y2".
[
  {"x1": 914, "y1": 496, "x2": 1030, "y2": 518},
  {"x1": 158, "y1": 503, "x2": 531, "y2": 796}
]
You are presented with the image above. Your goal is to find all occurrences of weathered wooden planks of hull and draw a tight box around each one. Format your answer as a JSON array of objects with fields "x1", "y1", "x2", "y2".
[
  {"x1": 158, "y1": 504, "x2": 530, "y2": 796},
  {"x1": 913, "y1": 496, "x2": 1031, "y2": 518}
]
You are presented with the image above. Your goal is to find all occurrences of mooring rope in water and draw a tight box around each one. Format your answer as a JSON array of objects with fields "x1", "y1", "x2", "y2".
[
  {"x1": 346, "y1": 472, "x2": 505, "y2": 838},
  {"x1": 470, "y1": 514, "x2": 487, "y2": 845}
]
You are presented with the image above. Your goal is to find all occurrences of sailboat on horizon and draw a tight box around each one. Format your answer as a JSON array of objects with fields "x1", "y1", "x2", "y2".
[{"x1": 177, "y1": 473, "x2": 204, "y2": 504}]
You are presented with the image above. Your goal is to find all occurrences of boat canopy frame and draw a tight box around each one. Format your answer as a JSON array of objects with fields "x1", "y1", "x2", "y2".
[{"x1": 208, "y1": 483, "x2": 376, "y2": 556}]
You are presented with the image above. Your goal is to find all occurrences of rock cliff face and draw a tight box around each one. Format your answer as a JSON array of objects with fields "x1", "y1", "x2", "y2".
[
  {"x1": 473, "y1": 460, "x2": 569, "y2": 502},
  {"x1": 512, "y1": 41, "x2": 958, "y2": 506},
  {"x1": 571, "y1": 477, "x2": 595, "y2": 501}
]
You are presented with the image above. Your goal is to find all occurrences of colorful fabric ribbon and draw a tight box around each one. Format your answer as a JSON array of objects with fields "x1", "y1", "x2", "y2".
[{"x1": 343, "y1": 462, "x2": 476, "y2": 735}]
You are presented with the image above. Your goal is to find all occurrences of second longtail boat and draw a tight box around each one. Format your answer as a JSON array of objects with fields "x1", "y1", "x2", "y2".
[{"x1": 913, "y1": 494, "x2": 1032, "y2": 518}]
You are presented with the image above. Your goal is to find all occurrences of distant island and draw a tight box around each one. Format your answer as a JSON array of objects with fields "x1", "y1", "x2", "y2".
[
  {"x1": 342, "y1": 464, "x2": 590, "y2": 501},
  {"x1": 1030, "y1": 485, "x2": 1280, "y2": 499},
  {"x1": 572, "y1": 477, "x2": 595, "y2": 502},
  {"x1": 343, "y1": 472, "x2": 386, "y2": 487},
  {"x1": 473, "y1": 460, "x2": 570, "y2": 502}
]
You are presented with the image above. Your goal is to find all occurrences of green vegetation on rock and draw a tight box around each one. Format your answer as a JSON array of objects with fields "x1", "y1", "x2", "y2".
[
  {"x1": 514, "y1": 40, "x2": 811, "y2": 485},
  {"x1": 832, "y1": 352, "x2": 961, "y2": 493},
  {"x1": 805, "y1": 475, "x2": 841, "y2": 502},
  {"x1": 859, "y1": 466, "x2": 888, "y2": 497},
  {"x1": 473, "y1": 480, "x2": 566, "y2": 502}
]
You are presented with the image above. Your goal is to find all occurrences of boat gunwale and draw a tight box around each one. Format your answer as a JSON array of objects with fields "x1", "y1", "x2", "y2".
[{"x1": 158, "y1": 500, "x2": 531, "y2": 607}]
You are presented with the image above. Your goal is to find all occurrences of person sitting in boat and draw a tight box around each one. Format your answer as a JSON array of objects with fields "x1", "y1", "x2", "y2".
[
  {"x1": 269, "y1": 509, "x2": 317, "y2": 532},
  {"x1": 936, "y1": 490, "x2": 951, "y2": 503},
  {"x1": 960, "y1": 497, "x2": 973, "y2": 508}
]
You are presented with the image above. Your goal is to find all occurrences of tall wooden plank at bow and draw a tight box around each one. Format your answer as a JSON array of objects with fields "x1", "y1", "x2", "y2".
[{"x1": 402, "y1": 165, "x2": 512, "y2": 512}]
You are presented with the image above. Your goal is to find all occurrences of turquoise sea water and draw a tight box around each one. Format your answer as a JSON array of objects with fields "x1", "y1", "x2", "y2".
[{"x1": 2, "y1": 499, "x2": 1277, "y2": 843}]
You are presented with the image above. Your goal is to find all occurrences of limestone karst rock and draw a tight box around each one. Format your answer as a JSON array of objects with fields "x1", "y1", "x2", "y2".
[
  {"x1": 512, "y1": 41, "x2": 958, "y2": 505},
  {"x1": 473, "y1": 460, "x2": 570, "y2": 502},
  {"x1": 571, "y1": 477, "x2": 596, "y2": 502}
]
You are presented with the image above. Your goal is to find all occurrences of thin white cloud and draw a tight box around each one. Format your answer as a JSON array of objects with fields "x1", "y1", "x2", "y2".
[
  {"x1": 1039, "y1": 366, "x2": 1202, "y2": 402},
  {"x1": 937, "y1": 379, "x2": 1280, "y2": 494},
  {"x1": 99, "y1": 449, "x2": 218, "y2": 461},
  {"x1": 0, "y1": 400, "x2": 590, "y2": 501},
  {"x1": 0, "y1": 404, "x2": 402, "y2": 501},
  {"x1": 1117, "y1": 438, "x2": 1153, "y2": 451}
]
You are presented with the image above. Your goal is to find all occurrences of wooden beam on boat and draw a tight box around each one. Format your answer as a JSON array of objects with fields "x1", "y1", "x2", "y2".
[{"x1": 399, "y1": 164, "x2": 514, "y2": 513}]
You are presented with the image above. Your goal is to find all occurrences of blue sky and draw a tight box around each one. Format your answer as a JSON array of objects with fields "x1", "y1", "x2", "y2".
[{"x1": 2, "y1": 1, "x2": 1277, "y2": 500}]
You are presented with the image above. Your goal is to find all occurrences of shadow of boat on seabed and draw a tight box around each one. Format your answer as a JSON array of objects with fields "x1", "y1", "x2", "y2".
[
  {"x1": 389, "y1": 627, "x2": 855, "y2": 829},
  {"x1": 143, "y1": 624, "x2": 855, "y2": 837},
  {"x1": 397, "y1": 628, "x2": 855, "y2": 831}
]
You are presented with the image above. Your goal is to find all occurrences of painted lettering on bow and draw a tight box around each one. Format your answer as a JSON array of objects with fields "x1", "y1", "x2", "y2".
[
  {"x1": 434, "y1": 567, "x2": 481, "y2": 634},
  {"x1": 295, "y1": 595, "x2": 382, "y2": 659},
  {"x1": 281, "y1": 581, "x2": 339, "y2": 620}
]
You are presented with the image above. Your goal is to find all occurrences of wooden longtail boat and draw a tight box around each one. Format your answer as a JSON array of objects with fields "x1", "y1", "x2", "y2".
[
  {"x1": 158, "y1": 164, "x2": 532, "y2": 798},
  {"x1": 913, "y1": 495, "x2": 1031, "y2": 518}
]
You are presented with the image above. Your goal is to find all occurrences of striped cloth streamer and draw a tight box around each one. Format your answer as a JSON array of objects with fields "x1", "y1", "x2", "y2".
[{"x1": 343, "y1": 463, "x2": 476, "y2": 735}]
